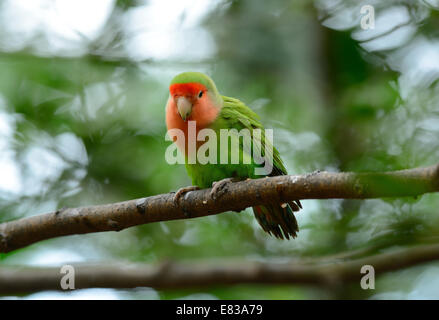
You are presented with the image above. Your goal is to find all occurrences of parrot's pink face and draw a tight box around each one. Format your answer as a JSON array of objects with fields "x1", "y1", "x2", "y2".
[
  {"x1": 167, "y1": 82, "x2": 219, "y2": 126},
  {"x1": 166, "y1": 82, "x2": 220, "y2": 153}
]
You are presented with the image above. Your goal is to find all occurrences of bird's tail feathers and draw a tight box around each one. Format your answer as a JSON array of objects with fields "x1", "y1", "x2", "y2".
[{"x1": 252, "y1": 201, "x2": 300, "y2": 240}]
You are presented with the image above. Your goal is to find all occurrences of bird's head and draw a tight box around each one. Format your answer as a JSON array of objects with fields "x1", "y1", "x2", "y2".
[{"x1": 167, "y1": 72, "x2": 222, "y2": 127}]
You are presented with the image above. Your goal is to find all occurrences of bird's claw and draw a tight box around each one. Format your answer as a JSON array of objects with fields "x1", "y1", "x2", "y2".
[
  {"x1": 210, "y1": 178, "x2": 236, "y2": 200},
  {"x1": 173, "y1": 186, "x2": 200, "y2": 204}
]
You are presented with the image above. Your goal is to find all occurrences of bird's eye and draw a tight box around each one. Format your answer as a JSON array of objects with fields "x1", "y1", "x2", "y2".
[{"x1": 198, "y1": 91, "x2": 203, "y2": 98}]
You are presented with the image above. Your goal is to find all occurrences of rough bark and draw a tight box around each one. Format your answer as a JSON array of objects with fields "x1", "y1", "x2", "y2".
[{"x1": 0, "y1": 164, "x2": 438, "y2": 253}]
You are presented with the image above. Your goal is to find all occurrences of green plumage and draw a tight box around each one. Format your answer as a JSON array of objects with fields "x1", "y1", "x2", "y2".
[{"x1": 173, "y1": 72, "x2": 301, "y2": 239}]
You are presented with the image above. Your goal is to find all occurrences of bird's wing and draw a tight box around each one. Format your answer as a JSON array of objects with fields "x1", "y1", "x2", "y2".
[{"x1": 219, "y1": 95, "x2": 287, "y2": 177}]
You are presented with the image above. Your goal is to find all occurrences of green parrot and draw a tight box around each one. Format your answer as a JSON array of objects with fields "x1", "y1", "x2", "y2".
[{"x1": 166, "y1": 72, "x2": 301, "y2": 239}]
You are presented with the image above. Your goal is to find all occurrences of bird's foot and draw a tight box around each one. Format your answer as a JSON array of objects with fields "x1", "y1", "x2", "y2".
[
  {"x1": 173, "y1": 185, "x2": 200, "y2": 204},
  {"x1": 210, "y1": 177, "x2": 239, "y2": 200}
]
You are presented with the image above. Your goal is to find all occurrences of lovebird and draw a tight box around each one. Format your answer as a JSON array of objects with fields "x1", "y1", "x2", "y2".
[{"x1": 165, "y1": 72, "x2": 301, "y2": 239}]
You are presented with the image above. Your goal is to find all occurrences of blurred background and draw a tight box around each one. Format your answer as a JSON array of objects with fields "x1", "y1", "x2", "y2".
[{"x1": 1, "y1": 0, "x2": 439, "y2": 299}]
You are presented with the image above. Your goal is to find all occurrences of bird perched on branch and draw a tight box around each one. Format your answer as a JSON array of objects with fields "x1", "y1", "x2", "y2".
[{"x1": 165, "y1": 72, "x2": 301, "y2": 239}]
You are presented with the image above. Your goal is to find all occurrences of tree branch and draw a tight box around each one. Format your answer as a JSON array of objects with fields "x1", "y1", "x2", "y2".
[
  {"x1": 2, "y1": 242, "x2": 439, "y2": 294},
  {"x1": 1, "y1": 164, "x2": 438, "y2": 253}
]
